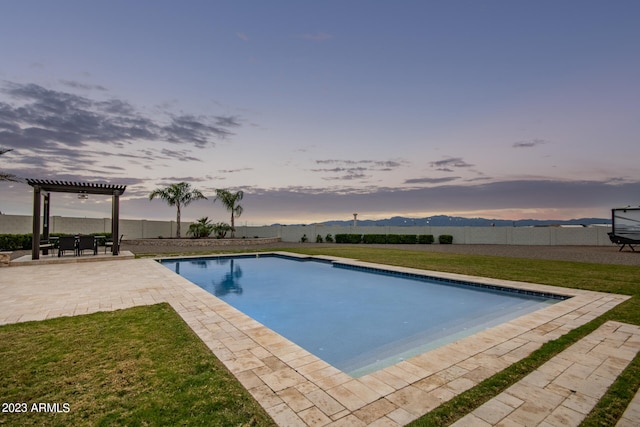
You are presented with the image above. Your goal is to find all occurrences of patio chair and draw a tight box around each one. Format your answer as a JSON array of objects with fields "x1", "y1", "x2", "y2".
[
  {"x1": 105, "y1": 234, "x2": 124, "y2": 253},
  {"x1": 57, "y1": 236, "x2": 76, "y2": 257},
  {"x1": 77, "y1": 235, "x2": 97, "y2": 255}
]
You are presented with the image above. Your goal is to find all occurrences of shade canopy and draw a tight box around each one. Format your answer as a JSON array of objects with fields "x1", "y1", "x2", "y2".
[
  {"x1": 26, "y1": 179, "x2": 127, "y2": 196},
  {"x1": 27, "y1": 179, "x2": 127, "y2": 259}
]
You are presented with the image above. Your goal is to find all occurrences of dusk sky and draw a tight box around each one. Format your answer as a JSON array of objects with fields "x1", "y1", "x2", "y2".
[{"x1": 1, "y1": 1, "x2": 639, "y2": 225}]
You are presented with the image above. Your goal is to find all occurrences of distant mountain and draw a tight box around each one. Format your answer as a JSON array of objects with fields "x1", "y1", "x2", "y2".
[{"x1": 302, "y1": 215, "x2": 611, "y2": 227}]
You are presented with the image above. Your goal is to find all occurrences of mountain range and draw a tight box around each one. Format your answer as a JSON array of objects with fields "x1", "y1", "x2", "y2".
[{"x1": 302, "y1": 215, "x2": 611, "y2": 227}]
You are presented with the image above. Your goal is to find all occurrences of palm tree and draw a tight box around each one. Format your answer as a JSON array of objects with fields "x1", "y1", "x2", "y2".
[
  {"x1": 149, "y1": 182, "x2": 207, "y2": 238},
  {"x1": 0, "y1": 148, "x2": 20, "y2": 182},
  {"x1": 214, "y1": 189, "x2": 244, "y2": 237}
]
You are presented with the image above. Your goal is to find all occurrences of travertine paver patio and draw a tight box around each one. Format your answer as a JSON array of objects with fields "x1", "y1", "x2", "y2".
[
  {"x1": 451, "y1": 321, "x2": 640, "y2": 426},
  {"x1": 0, "y1": 253, "x2": 633, "y2": 426}
]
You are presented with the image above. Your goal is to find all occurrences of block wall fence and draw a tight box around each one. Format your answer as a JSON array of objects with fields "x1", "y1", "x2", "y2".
[{"x1": 0, "y1": 214, "x2": 613, "y2": 246}]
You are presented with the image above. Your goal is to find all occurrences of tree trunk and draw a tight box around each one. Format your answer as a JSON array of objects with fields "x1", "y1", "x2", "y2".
[
  {"x1": 176, "y1": 204, "x2": 181, "y2": 238},
  {"x1": 230, "y1": 212, "x2": 235, "y2": 238}
]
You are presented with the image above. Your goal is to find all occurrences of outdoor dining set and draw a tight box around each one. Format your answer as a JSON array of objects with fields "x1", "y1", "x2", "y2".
[{"x1": 39, "y1": 235, "x2": 114, "y2": 257}]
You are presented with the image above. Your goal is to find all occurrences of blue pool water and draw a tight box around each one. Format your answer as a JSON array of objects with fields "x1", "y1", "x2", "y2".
[{"x1": 160, "y1": 254, "x2": 561, "y2": 377}]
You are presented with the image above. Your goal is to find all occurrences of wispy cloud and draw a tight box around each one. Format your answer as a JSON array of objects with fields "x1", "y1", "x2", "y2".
[
  {"x1": 404, "y1": 176, "x2": 460, "y2": 184},
  {"x1": 513, "y1": 138, "x2": 548, "y2": 148},
  {"x1": 236, "y1": 32, "x2": 249, "y2": 42},
  {"x1": 430, "y1": 157, "x2": 474, "y2": 171},
  {"x1": 311, "y1": 159, "x2": 406, "y2": 182}
]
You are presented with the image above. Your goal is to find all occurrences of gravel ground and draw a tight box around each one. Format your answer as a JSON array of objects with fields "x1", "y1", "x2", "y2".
[{"x1": 10, "y1": 242, "x2": 640, "y2": 266}]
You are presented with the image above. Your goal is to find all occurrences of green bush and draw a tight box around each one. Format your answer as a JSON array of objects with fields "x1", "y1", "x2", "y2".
[
  {"x1": 187, "y1": 217, "x2": 215, "y2": 238},
  {"x1": 335, "y1": 234, "x2": 362, "y2": 243},
  {"x1": 0, "y1": 234, "x2": 31, "y2": 251},
  {"x1": 316, "y1": 234, "x2": 323, "y2": 243},
  {"x1": 325, "y1": 234, "x2": 334, "y2": 243},
  {"x1": 418, "y1": 234, "x2": 435, "y2": 244},
  {"x1": 363, "y1": 234, "x2": 387, "y2": 244},
  {"x1": 439, "y1": 234, "x2": 454, "y2": 244},
  {"x1": 212, "y1": 222, "x2": 233, "y2": 239},
  {"x1": 385, "y1": 234, "x2": 418, "y2": 244}
]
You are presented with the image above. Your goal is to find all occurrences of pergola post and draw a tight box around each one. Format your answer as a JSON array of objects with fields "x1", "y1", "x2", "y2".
[
  {"x1": 31, "y1": 185, "x2": 41, "y2": 260},
  {"x1": 112, "y1": 190, "x2": 120, "y2": 255},
  {"x1": 43, "y1": 193, "x2": 50, "y2": 255}
]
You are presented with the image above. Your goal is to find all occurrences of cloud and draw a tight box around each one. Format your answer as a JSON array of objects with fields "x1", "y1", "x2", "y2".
[
  {"x1": 310, "y1": 159, "x2": 406, "y2": 182},
  {"x1": 59, "y1": 80, "x2": 108, "y2": 91},
  {"x1": 300, "y1": 32, "x2": 334, "y2": 41},
  {"x1": 513, "y1": 139, "x2": 548, "y2": 148},
  {"x1": 404, "y1": 177, "x2": 460, "y2": 184},
  {"x1": 430, "y1": 157, "x2": 474, "y2": 170},
  {"x1": 0, "y1": 82, "x2": 239, "y2": 152},
  {"x1": 236, "y1": 32, "x2": 249, "y2": 42},
  {"x1": 239, "y1": 179, "x2": 640, "y2": 221}
]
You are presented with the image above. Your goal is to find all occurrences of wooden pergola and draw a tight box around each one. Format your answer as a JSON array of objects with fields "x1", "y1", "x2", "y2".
[{"x1": 26, "y1": 179, "x2": 127, "y2": 259}]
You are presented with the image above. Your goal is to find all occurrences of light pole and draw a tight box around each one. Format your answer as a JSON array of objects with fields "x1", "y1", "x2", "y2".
[{"x1": 353, "y1": 213, "x2": 358, "y2": 227}]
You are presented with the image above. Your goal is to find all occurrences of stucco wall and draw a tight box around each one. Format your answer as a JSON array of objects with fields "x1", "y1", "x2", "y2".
[{"x1": 0, "y1": 214, "x2": 613, "y2": 245}]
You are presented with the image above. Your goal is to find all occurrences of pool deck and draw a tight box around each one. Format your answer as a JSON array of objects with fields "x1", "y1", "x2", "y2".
[{"x1": 1, "y1": 251, "x2": 638, "y2": 426}]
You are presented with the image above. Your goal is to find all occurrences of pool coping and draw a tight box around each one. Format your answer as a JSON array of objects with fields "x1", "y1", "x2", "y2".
[{"x1": 0, "y1": 251, "x2": 631, "y2": 426}]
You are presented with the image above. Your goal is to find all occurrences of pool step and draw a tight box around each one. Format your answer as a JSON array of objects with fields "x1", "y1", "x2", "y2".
[{"x1": 451, "y1": 321, "x2": 640, "y2": 426}]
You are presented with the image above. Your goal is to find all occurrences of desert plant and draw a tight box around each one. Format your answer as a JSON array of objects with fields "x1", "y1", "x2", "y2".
[
  {"x1": 187, "y1": 217, "x2": 215, "y2": 238},
  {"x1": 213, "y1": 222, "x2": 233, "y2": 239}
]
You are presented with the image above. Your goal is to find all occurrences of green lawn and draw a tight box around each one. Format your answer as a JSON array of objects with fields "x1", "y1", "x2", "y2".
[
  {"x1": 2, "y1": 246, "x2": 639, "y2": 426},
  {"x1": 0, "y1": 304, "x2": 275, "y2": 427}
]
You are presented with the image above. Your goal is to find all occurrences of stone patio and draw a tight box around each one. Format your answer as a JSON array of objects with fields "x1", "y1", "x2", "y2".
[{"x1": 1, "y1": 252, "x2": 637, "y2": 426}]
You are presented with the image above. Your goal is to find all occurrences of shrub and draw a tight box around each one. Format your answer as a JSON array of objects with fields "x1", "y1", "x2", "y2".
[
  {"x1": 401, "y1": 234, "x2": 418, "y2": 244},
  {"x1": 0, "y1": 234, "x2": 32, "y2": 251},
  {"x1": 439, "y1": 234, "x2": 454, "y2": 244},
  {"x1": 212, "y1": 222, "x2": 233, "y2": 239},
  {"x1": 325, "y1": 234, "x2": 334, "y2": 243},
  {"x1": 363, "y1": 234, "x2": 387, "y2": 244},
  {"x1": 315, "y1": 234, "x2": 323, "y2": 243},
  {"x1": 187, "y1": 217, "x2": 214, "y2": 238},
  {"x1": 418, "y1": 234, "x2": 435, "y2": 244},
  {"x1": 300, "y1": 234, "x2": 308, "y2": 243},
  {"x1": 335, "y1": 234, "x2": 362, "y2": 244},
  {"x1": 386, "y1": 234, "x2": 402, "y2": 244}
]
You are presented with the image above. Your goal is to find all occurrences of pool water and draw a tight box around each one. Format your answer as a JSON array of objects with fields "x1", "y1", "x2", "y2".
[{"x1": 161, "y1": 254, "x2": 560, "y2": 377}]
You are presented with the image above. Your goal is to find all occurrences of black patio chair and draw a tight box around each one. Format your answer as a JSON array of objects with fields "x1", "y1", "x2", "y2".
[
  {"x1": 105, "y1": 234, "x2": 124, "y2": 253},
  {"x1": 77, "y1": 235, "x2": 97, "y2": 255},
  {"x1": 57, "y1": 236, "x2": 76, "y2": 257}
]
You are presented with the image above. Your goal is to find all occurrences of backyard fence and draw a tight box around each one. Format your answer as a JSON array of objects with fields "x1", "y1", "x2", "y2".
[{"x1": 0, "y1": 214, "x2": 614, "y2": 246}]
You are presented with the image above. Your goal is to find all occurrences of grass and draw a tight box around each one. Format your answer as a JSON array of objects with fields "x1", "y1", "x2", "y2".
[
  {"x1": 0, "y1": 303, "x2": 275, "y2": 427},
  {"x1": 3, "y1": 245, "x2": 639, "y2": 426}
]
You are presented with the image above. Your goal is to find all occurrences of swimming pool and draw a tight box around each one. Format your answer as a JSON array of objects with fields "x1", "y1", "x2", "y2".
[{"x1": 160, "y1": 254, "x2": 563, "y2": 377}]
